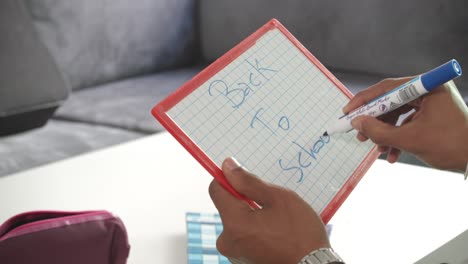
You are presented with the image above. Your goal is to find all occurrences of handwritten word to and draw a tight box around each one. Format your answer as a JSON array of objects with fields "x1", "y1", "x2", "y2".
[
  {"x1": 250, "y1": 108, "x2": 290, "y2": 136},
  {"x1": 208, "y1": 58, "x2": 277, "y2": 108}
]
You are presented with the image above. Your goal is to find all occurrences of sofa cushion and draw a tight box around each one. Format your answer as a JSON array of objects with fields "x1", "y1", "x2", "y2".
[
  {"x1": 0, "y1": 0, "x2": 69, "y2": 135},
  {"x1": 199, "y1": 0, "x2": 467, "y2": 101},
  {"x1": 54, "y1": 66, "x2": 203, "y2": 133},
  {"x1": 0, "y1": 120, "x2": 143, "y2": 177},
  {"x1": 23, "y1": 0, "x2": 199, "y2": 90}
]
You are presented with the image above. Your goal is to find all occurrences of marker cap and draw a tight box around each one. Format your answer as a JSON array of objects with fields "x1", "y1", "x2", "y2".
[{"x1": 421, "y1": 59, "x2": 462, "y2": 92}]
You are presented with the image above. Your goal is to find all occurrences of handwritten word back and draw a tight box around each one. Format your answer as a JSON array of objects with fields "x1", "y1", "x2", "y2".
[{"x1": 167, "y1": 28, "x2": 374, "y2": 213}]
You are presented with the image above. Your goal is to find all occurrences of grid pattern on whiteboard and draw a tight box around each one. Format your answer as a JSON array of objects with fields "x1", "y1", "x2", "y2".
[{"x1": 167, "y1": 28, "x2": 374, "y2": 213}]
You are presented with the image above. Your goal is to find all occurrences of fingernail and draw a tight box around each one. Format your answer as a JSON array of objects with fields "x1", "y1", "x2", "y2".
[
  {"x1": 225, "y1": 157, "x2": 242, "y2": 171},
  {"x1": 342, "y1": 106, "x2": 349, "y2": 114}
]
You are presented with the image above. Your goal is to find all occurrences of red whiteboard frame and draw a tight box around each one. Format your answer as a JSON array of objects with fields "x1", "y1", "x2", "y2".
[{"x1": 152, "y1": 19, "x2": 379, "y2": 223}]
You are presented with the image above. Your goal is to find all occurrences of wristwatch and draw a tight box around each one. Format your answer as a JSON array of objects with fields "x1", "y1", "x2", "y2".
[{"x1": 298, "y1": 248, "x2": 345, "y2": 264}]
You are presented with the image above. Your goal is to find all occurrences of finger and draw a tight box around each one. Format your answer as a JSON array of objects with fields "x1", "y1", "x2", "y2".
[
  {"x1": 400, "y1": 111, "x2": 417, "y2": 126},
  {"x1": 351, "y1": 115, "x2": 409, "y2": 148},
  {"x1": 378, "y1": 111, "x2": 416, "y2": 160},
  {"x1": 216, "y1": 231, "x2": 232, "y2": 257},
  {"x1": 343, "y1": 78, "x2": 411, "y2": 113},
  {"x1": 407, "y1": 96, "x2": 425, "y2": 108},
  {"x1": 377, "y1": 145, "x2": 389, "y2": 153},
  {"x1": 386, "y1": 148, "x2": 401, "y2": 163},
  {"x1": 209, "y1": 179, "x2": 251, "y2": 219},
  {"x1": 222, "y1": 157, "x2": 272, "y2": 206},
  {"x1": 356, "y1": 132, "x2": 368, "y2": 142},
  {"x1": 377, "y1": 104, "x2": 414, "y2": 125}
]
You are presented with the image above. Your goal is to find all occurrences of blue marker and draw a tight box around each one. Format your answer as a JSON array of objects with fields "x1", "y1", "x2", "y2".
[{"x1": 324, "y1": 59, "x2": 462, "y2": 135}]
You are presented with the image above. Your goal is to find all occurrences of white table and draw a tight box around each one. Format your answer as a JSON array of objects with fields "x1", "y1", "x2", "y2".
[{"x1": 0, "y1": 132, "x2": 467, "y2": 264}]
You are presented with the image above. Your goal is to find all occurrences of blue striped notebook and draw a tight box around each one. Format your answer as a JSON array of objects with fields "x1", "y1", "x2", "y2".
[
  {"x1": 186, "y1": 212, "x2": 333, "y2": 264},
  {"x1": 186, "y1": 212, "x2": 230, "y2": 264}
]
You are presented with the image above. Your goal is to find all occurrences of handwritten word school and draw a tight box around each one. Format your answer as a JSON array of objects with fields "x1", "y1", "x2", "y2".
[
  {"x1": 278, "y1": 135, "x2": 330, "y2": 183},
  {"x1": 208, "y1": 58, "x2": 330, "y2": 183}
]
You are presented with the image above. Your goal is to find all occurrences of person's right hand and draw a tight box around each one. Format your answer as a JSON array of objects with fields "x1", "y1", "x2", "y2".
[{"x1": 343, "y1": 78, "x2": 468, "y2": 172}]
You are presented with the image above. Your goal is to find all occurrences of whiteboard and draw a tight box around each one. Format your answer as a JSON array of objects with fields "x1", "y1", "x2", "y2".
[{"x1": 152, "y1": 19, "x2": 378, "y2": 222}]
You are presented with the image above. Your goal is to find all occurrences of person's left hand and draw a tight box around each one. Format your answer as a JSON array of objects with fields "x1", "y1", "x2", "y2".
[{"x1": 208, "y1": 157, "x2": 330, "y2": 264}]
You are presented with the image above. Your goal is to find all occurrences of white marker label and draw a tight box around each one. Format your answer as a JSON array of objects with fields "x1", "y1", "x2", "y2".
[
  {"x1": 327, "y1": 77, "x2": 427, "y2": 134},
  {"x1": 346, "y1": 77, "x2": 427, "y2": 121}
]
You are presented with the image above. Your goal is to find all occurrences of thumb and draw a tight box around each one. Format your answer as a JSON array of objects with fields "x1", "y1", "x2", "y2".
[
  {"x1": 351, "y1": 115, "x2": 407, "y2": 149},
  {"x1": 222, "y1": 158, "x2": 272, "y2": 206}
]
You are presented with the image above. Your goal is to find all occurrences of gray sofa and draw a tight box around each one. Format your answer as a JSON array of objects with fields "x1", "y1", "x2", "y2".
[{"x1": 1, "y1": 0, "x2": 467, "y2": 177}]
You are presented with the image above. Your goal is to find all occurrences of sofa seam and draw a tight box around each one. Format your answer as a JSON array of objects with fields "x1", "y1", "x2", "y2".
[{"x1": 51, "y1": 116, "x2": 153, "y2": 135}]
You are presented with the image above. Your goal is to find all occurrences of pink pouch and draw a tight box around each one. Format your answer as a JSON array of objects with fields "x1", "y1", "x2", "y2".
[{"x1": 0, "y1": 210, "x2": 130, "y2": 264}]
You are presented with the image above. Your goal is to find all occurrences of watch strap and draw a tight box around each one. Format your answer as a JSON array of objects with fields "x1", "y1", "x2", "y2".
[{"x1": 298, "y1": 248, "x2": 345, "y2": 264}]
